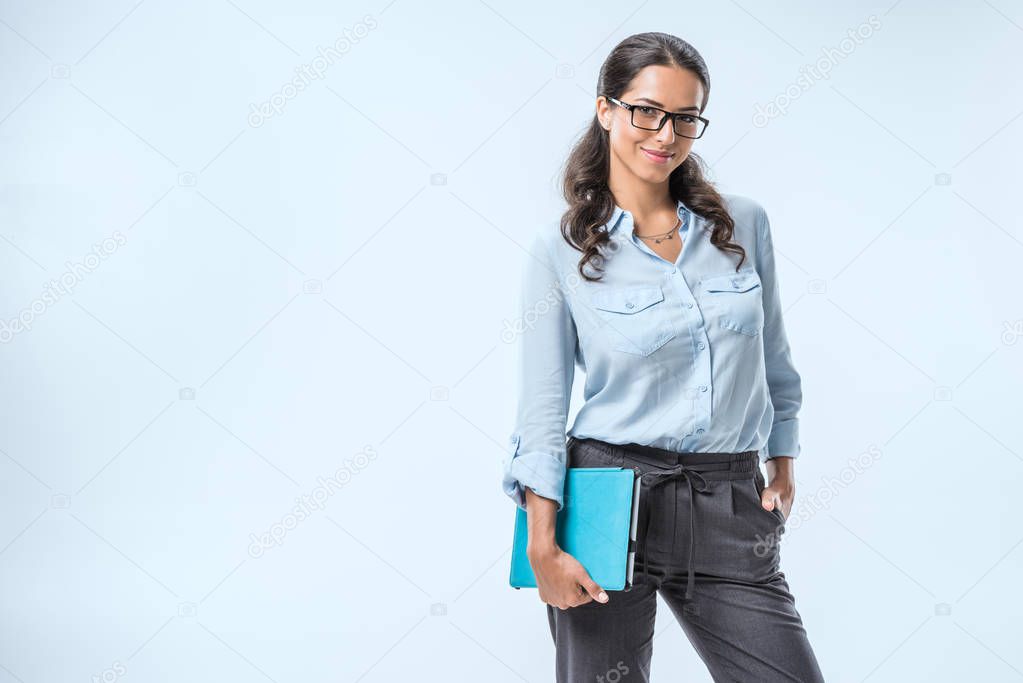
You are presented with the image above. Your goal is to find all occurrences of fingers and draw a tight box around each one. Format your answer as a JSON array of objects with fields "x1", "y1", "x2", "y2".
[
  {"x1": 542, "y1": 581, "x2": 610, "y2": 610},
  {"x1": 579, "y1": 575, "x2": 609, "y2": 604},
  {"x1": 762, "y1": 488, "x2": 791, "y2": 520},
  {"x1": 540, "y1": 573, "x2": 611, "y2": 610}
]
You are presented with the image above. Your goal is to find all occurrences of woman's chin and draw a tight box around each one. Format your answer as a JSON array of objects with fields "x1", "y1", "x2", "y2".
[{"x1": 632, "y1": 162, "x2": 674, "y2": 182}]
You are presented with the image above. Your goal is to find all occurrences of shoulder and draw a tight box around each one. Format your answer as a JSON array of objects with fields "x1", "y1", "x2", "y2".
[
  {"x1": 718, "y1": 192, "x2": 774, "y2": 251},
  {"x1": 719, "y1": 192, "x2": 769, "y2": 228},
  {"x1": 527, "y1": 218, "x2": 581, "y2": 267},
  {"x1": 520, "y1": 219, "x2": 580, "y2": 286},
  {"x1": 529, "y1": 218, "x2": 565, "y2": 250},
  {"x1": 701, "y1": 192, "x2": 765, "y2": 254}
]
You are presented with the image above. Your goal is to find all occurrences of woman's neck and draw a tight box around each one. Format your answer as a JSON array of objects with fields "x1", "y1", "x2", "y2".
[{"x1": 607, "y1": 178, "x2": 675, "y2": 229}]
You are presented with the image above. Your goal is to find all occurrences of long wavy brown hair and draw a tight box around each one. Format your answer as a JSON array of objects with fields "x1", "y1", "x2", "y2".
[{"x1": 560, "y1": 32, "x2": 746, "y2": 282}]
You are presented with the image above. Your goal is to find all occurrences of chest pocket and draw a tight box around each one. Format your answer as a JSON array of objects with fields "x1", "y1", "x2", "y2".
[
  {"x1": 591, "y1": 285, "x2": 676, "y2": 356},
  {"x1": 702, "y1": 269, "x2": 765, "y2": 337}
]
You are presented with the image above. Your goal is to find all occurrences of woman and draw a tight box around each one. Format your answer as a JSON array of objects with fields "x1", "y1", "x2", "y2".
[{"x1": 501, "y1": 32, "x2": 825, "y2": 682}]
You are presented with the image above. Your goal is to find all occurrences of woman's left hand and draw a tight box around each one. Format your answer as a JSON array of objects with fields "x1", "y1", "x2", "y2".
[{"x1": 763, "y1": 456, "x2": 796, "y2": 521}]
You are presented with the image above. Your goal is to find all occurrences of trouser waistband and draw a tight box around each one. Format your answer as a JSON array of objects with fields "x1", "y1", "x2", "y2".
[{"x1": 568, "y1": 436, "x2": 759, "y2": 477}]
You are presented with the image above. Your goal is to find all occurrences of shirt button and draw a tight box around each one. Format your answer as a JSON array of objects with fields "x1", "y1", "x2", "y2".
[
  {"x1": 697, "y1": 342, "x2": 705, "y2": 350},
  {"x1": 686, "y1": 302, "x2": 694, "y2": 309},
  {"x1": 625, "y1": 302, "x2": 634, "y2": 309},
  {"x1": 699, "y1": 385, "x2": 707, "y2": 392}
]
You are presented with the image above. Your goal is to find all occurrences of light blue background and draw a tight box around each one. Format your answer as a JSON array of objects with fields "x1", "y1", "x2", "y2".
[{"x1": 1, "y1": 1, "x2": 1021, "y2": 681}]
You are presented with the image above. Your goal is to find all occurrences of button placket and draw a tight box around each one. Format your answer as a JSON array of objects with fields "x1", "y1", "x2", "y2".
[{"x1": 666, "y1": 274, "x2": 713, "y2": 439}]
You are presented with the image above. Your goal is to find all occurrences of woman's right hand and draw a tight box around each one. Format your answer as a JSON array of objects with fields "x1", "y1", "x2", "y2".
[
  {"x1": 528, "y1": 544, "x2": 609, "y2": 610},
  {"x1": 524, "y1": 488, "x2": 609, "y2": 610}
]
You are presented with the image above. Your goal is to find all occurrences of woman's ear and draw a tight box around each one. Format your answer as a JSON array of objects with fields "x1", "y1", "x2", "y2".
[{"x1": 596, "y1": 97, "x2": 611, "y2": 132}]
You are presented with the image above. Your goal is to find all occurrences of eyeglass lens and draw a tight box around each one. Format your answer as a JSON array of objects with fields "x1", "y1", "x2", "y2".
[{"x1": 631, "y1": 107, "x2": 705, "y2": 137}]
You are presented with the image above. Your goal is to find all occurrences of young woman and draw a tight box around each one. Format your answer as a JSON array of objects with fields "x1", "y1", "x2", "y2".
[{"x1": 501, "y1": 32, "x2": 825, "y2": 682}]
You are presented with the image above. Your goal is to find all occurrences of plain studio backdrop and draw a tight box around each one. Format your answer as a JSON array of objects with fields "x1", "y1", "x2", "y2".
[{"x1": 1, "y1": 1, "x2": 1021, "y2": 681}]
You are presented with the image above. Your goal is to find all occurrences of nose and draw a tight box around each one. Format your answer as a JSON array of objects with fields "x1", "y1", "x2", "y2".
[{"x1": 655, "y1": 118, "x2": 676, "y2": 145}]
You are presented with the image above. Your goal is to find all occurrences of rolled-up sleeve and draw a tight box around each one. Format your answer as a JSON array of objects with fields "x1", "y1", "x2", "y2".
[
  {"x1": 502, "y1": 228, "x2": 577, "y2": 511},
  {"x1": 756, "y1": 207, "x2": 803, "y2": 460}
]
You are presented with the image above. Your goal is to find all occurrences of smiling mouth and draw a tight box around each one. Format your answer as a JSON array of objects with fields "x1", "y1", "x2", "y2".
[{"x1": 641, "y1": 148, "x2": 674, "y2": 163}]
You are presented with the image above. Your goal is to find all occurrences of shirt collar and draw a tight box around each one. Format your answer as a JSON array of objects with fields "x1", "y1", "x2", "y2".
[{"x1": 605, "y1": 197, "x2": 695, "y2": 235}]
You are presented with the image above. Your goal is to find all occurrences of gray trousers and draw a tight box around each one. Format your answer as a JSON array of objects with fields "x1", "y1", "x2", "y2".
[{"x1": 547, "y1": 437, "x2": 824, "y2": 683}]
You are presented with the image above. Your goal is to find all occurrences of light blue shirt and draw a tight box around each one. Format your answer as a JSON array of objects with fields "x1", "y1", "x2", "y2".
[{"x1": 502, "y1": 194, "x2": 802, "y2": 511}]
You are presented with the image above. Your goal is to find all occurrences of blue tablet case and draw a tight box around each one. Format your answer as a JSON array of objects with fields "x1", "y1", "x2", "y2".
[{"x1": 509, "y1": 466, "x2": 641, "y2": 591}]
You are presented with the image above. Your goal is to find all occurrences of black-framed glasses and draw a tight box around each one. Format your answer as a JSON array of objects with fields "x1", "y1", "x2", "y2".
[{"x1": 604, "y1": 96, "x2": 709, "y2": 139}]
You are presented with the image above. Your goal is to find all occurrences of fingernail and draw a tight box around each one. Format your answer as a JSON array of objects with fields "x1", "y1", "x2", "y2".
[{"x1": 598, "y1": 592, "x2": 608, "y2": 602}]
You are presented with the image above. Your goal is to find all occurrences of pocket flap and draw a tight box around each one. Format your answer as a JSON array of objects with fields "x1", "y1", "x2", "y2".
[
  {"x1": 592, "y1": 286, "x2": 664, "y2": 314},
  {"x1": 703, "y1": 270, "x2": 761, "y2": 293}
]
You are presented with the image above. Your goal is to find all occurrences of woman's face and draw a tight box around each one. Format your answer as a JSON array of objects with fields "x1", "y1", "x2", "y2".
[{"x1": 597, "y1": 65, "x2": 706, "y2": 183}]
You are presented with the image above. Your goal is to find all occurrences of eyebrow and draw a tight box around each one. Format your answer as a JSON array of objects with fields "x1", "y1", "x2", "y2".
[{"x1": 634, "y1": 97, "x2": 700, "y2": 113}]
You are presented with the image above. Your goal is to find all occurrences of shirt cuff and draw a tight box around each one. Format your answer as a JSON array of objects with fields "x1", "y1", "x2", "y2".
[
  {"x1": 765, "y1": 419, "x2": 801, "y2": 460},
  {"x1": 502, "y1": 441, "x2": 567, "y2": 512}
]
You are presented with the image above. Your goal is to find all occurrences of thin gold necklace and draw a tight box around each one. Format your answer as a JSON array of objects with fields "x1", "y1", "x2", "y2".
[{"x1": 634, "y1": 215, "x2": 682, "y2": 244}]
